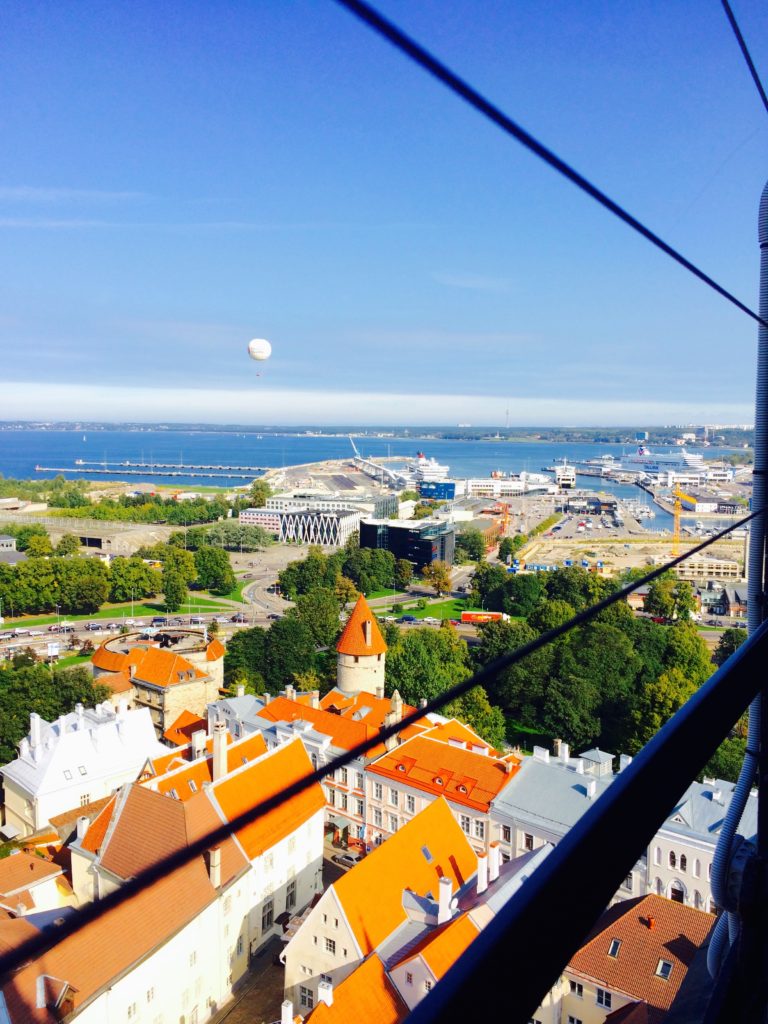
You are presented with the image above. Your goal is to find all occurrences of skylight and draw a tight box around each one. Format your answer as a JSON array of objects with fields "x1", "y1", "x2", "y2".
[
  {"x1": 656, "y1": 959, "x2": 673, "y2": 980},
  {"x1": 608, "y1": 938, "x2": 621, "y2": 958},
  {"x1": 421, "y1": 845, "x2": 433, "y2": 863}
]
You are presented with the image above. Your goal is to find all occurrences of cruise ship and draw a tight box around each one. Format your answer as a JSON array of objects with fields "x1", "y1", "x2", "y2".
[
  {"x1": 616, "y1": 445, "x2": 706, "y2": 475},
  {"x1": 406, "y1": 451, "x2": 451, "y2": 482}
]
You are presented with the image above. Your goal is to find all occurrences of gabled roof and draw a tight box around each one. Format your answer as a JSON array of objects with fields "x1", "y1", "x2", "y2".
[
  {"x1": 367, "y1": 736, "x2": 519, "y2": 812},
  {"x1": 306, "y1": 954, "x2": 407, "y2": 1024},
  {"x1": 393, "y1": 912, "x2": 480, "y2": 980},
  {"x1": 0, "y1": 853, "x2": 61, "y2": 899},
  {"x1": 163, "y1": 710, "x2": 208, "y2": 746},
  {"x1": 568, "y1": 894, "x2": 714, "y2": 1016},
  {"x1": 149, "y1": 733, "x2": 268, "y2": 802},
  {"x1": 332, "y1": 797, "x2": 477, "y2": 955},
  {"x1": 421, "y1": 718, "x2": 497, "y2": 756},
  {"x1": 212, "y1": 737, "x2": 326, "y2": 860},
  {"x1": 206, "y1": 637, "x2": 225, "y2": 661},
  {"x1": 663, "y1": 778, "x2": 757, "y2": 841},
  {"x1": 257, "y1": 697, "x2": 379, "y2": 753},
  {"x1": 131, "y1": 647, "x2": 206, "y2": 688},
  {"x1": 80, "y1": 797, "x2": 116, "y2": 855},
  {"x1": 336, "y1": 595, "x2": 387, "y2": 656},
  {"x1": 320, "y1": 690, "x2": 417, "y2": 729}
]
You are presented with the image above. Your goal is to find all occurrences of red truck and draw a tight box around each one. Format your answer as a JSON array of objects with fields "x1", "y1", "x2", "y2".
[{"x1": 460, "y1": 610, "x2": 509, "y2": 624}]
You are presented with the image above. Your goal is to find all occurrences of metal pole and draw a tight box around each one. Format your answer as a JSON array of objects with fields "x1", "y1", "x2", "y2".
[{"x1": 755, "y1": 180, "x2": 768, "y2": 860}]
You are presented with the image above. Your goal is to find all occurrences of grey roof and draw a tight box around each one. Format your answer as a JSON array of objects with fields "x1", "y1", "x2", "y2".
[
  {"x1": 209, "y1": 695, "x2": 265, "y2": 721},
  {"x1": 491, "y1": 756, "x2": 615, "y2": 836},
  {"x1": 462, "y1": 846, "x2": 551, "y2": 917},
  {"x1": 663, "y1": 778, "x2": 757, "y2": 842},
  {"x1": 579, "y1": 747, "x2": 615, "y2": 765},
  {"x1": 0, "y1": 551, "x2": 26, "y2": 565}
]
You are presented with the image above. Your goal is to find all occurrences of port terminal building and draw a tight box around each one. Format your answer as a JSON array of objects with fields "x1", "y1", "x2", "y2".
[{"x1": 360, "y1": 518, "x2": 455, "y2": 569}]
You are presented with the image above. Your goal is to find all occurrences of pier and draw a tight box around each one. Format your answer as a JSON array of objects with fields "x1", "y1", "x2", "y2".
[
  {"x1": 35, "y1": 465, "x2": 264, "y2": 481},
  {"x1": 72, "y1": 459, "x2": 270, "y2": 471}
]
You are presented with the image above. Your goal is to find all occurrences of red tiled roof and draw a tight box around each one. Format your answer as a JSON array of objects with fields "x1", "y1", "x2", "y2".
[
  {"x1": 212, "y1": 737, "x2": 326, "y2": 860},
  {"x1": 206, "y1": 637, "x2": 225, "y2": 661},
  {"x1": 307, "y1": 954, "x2": 407, "y2": 1024},
  {"x1": 163, "y1": 710, "x2": 207, "y2": 746},
  {"x1": 393, "y1": 912, "x2": 480, "y2": 980},
  {"x1": 336, "y1": 595, "x2": 387, "y2": 656},
  {"x1": 80, "y1": 797, "x2": 117, "y2": 855},
  {"x1": 333, "y1": 798, "x2": 476, "y2": 955},
  {"x1": 367, "y1": 735, "x2": 519, "y2": 812},
  {"x1": 567, "y1": 894, "x2": 714, "y2": 1016},
  {"x1": 0, "y1": 853, "x2": 61, "y2": 897},
  {"x1": 257, "y1": 697, "x2": 379, "y2": 753},
  {"x1": 131, "y1": 647, "x2": 206, "y2": 688},
  {"x1": 151, "y1": 733, "x2": 268, "y2": 801}
]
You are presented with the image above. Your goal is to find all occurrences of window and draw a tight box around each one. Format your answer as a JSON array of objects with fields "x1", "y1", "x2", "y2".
[
  {"x1": 325, "y1": 937, "x2": 336, "y2": 955},
  {"x1": 596, "y1": 989, "x2": 612, "y2": 1008},
  {"x1": 389, "y1": 788, "x2": 399, "y2": 807},
  {"x1": 356, "y1": 799, "x2": 364, "y2": 817},
  {"x1": 654, "y1": 846, "x2": 661, "y2": 866},
  {"x1": 299, "y1": 986, "x2": 314, "y2": 1009},
  {"x1": 680, "y1": 854, "x2": 687, "y2": 872},
  {"x1": 669, "y1": 851, "x2": 677, "y2": 869},
  {"x1": 146, "y1": 988, "x2": 154, "y2": 1003},
  {"x1": 656, "y1": 959, "x2": 673, "y2": 981},
  {"x1": 502, "y1": 825, "x2": 511, "y2": 843},
  {"x1": 473, "y1": 820, "x2": 485, "y2": 840},
  {"x1": 567, "y1": 1016, "x2": 583, "y2": 1024},
  {"x1": 569, "y1": 981, "x2": 583, "y2": 997},
  {"x1": 262, "y1": 898, "x2": 274, "y2": 932},
  {"x1": 708, "y1": 862, "x2": 712, "y2": 880},
  {"x1": 389, "y1": 815, "x2": 398, "y2": 832},
  {"x1": 339, "y1": 767, "x2": 348, "y2": 786},
  {"x1": 406, "y1": 972, "x2": 413, "y2": 985},
  {"x1": 224, "y1": 895, "x2": 232, "y2": 915},
  {"x1": 189, "y1": 951, "x2": 197, "y2": 967},
  {"x1": 63, "y1": 770, "x2": 72, "y2": 781},
  {"x1": 608, "y1": 938, "x2": 621, "y2": 958},
  {"x1": 127, "y1": 1004, "x2": 137, "y2": 1019},
  {"x1": 425, "y1": 980, "x2": 432, "y2": 992},
  {"x1": 624, "y1": 873, "x2": 633, "y2": 891},
  {"x1": 374, "y1": 782, "x2": 383, "y2": 801},
  {"x1": 78, "y1": 765, "x2": 87, "y2": 776},
  {"x1": 236, "y1": 935, "x2": 244, "y2": 955},
  {"x1": 188, "y1": 780, "x2": 197, "y2": 793},
  {"x1": 374, "y1": 808, "x2": 383, "y2": 827},
  {"x1": 355, "y1": 772, "x2": 364, "y2": 790},
  {"x1": 286, "y1": 880, "x2": 296, "y2": 910},
  {"x1": 460, "y1": 815, "x2": 471, "y2": 834},
  {"x1": 340, "y1": 793, "x2": 348, "y2": 811},
  {"x1": 334, "y1": 918, "x2": 339, "y2": 928},
  {"x1": 524, "y1": 833, "x2": 534, "y2": 851},
  {"x1": 406, "y1": 794, "x2": 415, "y2": 814},
  {"x1": 694, "y1": 858, "x2": 701, "y2": 878},
  {"x1": 80, "y1": 794, "x2": 91, "y2": 807},
  {"x1": 328, "y1": 788, "x2": 336, "y2": 807}
]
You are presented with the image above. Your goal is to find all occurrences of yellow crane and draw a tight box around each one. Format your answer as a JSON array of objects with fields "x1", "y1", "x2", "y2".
[{"x1": 671, "y1": 485, "x2": 698, "y2": 556}]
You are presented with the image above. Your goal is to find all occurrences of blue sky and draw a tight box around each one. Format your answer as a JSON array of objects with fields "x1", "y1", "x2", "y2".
[{"x1": 1, "y1": 0, "x2": 767, "y2": 425}]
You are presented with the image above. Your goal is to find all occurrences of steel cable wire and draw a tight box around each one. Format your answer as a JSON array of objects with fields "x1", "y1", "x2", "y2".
[
  {"x1": 0, "y1": 509, "x2": 759, "y2": 981},
  {"x1": 720, "y1": 0, "x2": 768, "y2": 117}
]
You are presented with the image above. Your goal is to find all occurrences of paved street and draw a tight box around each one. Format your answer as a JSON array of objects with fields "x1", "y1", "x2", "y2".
[{"x1": 210, "y1": 935, "x2": 285, "y2": 1024}]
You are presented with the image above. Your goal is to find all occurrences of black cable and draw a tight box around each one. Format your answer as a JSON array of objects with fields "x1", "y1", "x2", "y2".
[
  {"x1": 330, "y1": 0, "x2": 768, "y2": 332},
  {"x1": 721, "y1": 0, "x2": 768, "y2": 117},
  {"x1": 0, "y1": 509, "x2": 759, "y2": 980}
]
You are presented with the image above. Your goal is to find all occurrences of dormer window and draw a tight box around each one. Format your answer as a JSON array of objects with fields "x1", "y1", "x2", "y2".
[
  {"x1": 188, "y1": 780, "x2": 197, "y2": 793},
  {"x1": 78, "y1": 766, "x2": 87, "y2": 776},
  {"x1": 397, "y1": 764, "x2": 406, "y2": 772},
  {"x1": 63, "y1": 770, "x2": 72, "y2": 781},
  {"x1": 434, "y1": 777, "x2": 444, "y2": 786},
  {"x1": 457, "y1": 784, "x2": 468, "y2": 794},
  {"x1": 656, "y1": 959, "x2": 673, "y2": 980},
  {"x1": 608, "y1": 938, "x2": 621, "y2": 958}
]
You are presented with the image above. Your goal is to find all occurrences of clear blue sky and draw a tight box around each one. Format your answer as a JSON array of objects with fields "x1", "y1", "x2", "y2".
[{"x1": 1, "y1": 0, "x2": 766, "y2": 425}]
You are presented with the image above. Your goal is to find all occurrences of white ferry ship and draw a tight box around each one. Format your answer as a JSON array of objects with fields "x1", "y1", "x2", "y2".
[
  {"x1": 407, "y1": 451, "x2": 451, "y2": 482},
  {"x1": 617, "y1": 445, "x2": 706, "y2": 475}
]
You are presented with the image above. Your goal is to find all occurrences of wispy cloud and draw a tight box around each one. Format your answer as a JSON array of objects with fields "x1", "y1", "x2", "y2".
[
  {"x1": 0, "y1": 186, "x2": 146, "y2": 204},
  {"x1": 432, "y1": 272, "x2": 514, "y2": 293}
]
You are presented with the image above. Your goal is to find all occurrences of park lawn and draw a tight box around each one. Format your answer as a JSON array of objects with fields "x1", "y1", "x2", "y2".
[
  {"x1": 0, "y1": 597, "x2": 231, "y2": 632},
  {"x1": 55, "y1": 654, "x2": 92, "y2": 669},
  {"x1": 409, "y1": 599, "x2": 468, "y2": 620},
  {"x1": 365, "y1": 588, "x2": 411, "y2": 600},
  {"x1": 217, "y1": 579, "x2": 249, "y2": 603}
]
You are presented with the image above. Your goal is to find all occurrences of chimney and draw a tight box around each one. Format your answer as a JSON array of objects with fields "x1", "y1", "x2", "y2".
[
  {"x1": 488, "y1": 842, "x2": 500, "y2": 882},
  {"x1": 560, "y1": 742, "x2": 570, "y2": 764},
  {"x1": 419, "y1": 698, "x2": 428, "y2": 709},
  {"x1": 384, "y1": 712, "x2": 397, "y2": 752},
  {"x1": 574, "y1": 759, "x2": 585, "y2": 774},
  {"x1": 310, "y1": 690, "x2": 320, "y2": 709},
  {"x1": 29, "y1": 713, "x2": 42, "y2": 749},
  {"x1": 503, "y1": 758, "x2": 514, "y2": 774},
  {"x1": 263, "y1": 693, "x2": 271, "y2": 705},
  {"x1": 713, "y1": 788, "x2": 723, "y2": 804},
  {"x1": 76, "y1": 816, "x2": 89, "y2": 840},
  {"x1": 207, "y1": 847, "x2": 222, "y2": 888},
  {"x1": 476, "y1": 852, "x2": 488, "y2": 895},
  {"x1": 236, "y1": 684, "x2": 245, "y2": 698},
  {"x1": 117, "y1": 699, "x2": 128, "y2": 717},
  {"x1": 586, "y1": 779, "x2": 597, "y2": 800},
  {"x1": 317, "y1": 980, "x2": 334, "y2": 1007},
  {"x1": 191, "y1": 729, "x2": 206, "y2": 761},
  {"x1": 619, "y1": 753, "x2": 633, "y2": 772},
  {"x1": 75, "y1": 704, "x2": 84, "y2": 729},
  {"x1": 532, "y1": 746, "x2": 549, "y2": 764},
  {"x1": 391, "y1": 690, "x2": 403, "y2": 724},
  {"x1": 376, "y1": 686, "x2": 384, "y2": 699},
  {"x1": 553, "y1": 738, "x2": 562, "y2": 757},
  {"x1": 647, "y1": 916, "x2": 656, "y2": 930},
  {"x1": 281, "y1": 1000, "x2": 294, "y2": 1024},
  {"x1": 437, "y1": 875, "x2": 452, "y2": 925},
  {"x1": 213, "y1": 720, "x2": 228, "y2": 782},
  {"x1": 362, "y1": 619, "x2": 372, "y2": 646},
  {"x1": 19, "y1": 738, "x2": 30, "y2": 760},
  {"x1": 285, "y1": 684, "x2": 296, "y2": 702}
]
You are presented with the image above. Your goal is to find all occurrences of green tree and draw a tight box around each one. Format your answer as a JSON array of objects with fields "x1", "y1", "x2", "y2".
[
  {"x1": 293, "y1": 668, "x2": 323, "y2": 692},
  {"x1": 207, "y1": 618, "x2": 220, "y2": 636},
  {"x1": 162, "y1": 567, "x2": 187, "y2": 613},
  {"x1": 13, "y1": 524, "x2": 49, "y2": 551},
  {"x1": 248, "y1": 479, "x2": 272, "y2": 508},
  {"x1": 502, "y1": 573, "x2": 544, "y2": 617},
  {"x1": 474, "y1": 619, "x2": 552, "y2": 725},
  {"x1": 702, "y1": 737, "x2": 746, "y2": 783},
  {"x1": 386, "y1": 626, "x2": 470, "y2": 705},
  {"x1": 663, "y1": 622, "x2": 712, "y2": 686},
  {"x1": 263, "y1": 616, "x2": 316, "y2": 691},
  {"x1": 205, "y1": 521, "x2": 273, "y2": 551},
  {"x1": 26, "y1": 534, "x2": 53, "y2": 558},
  {"x1": 421, "y1": 560, "x2": 451, "y2": 596},
  {"x1": 334, "y1": 575, "x2": 359, "y2": 606},
  {"x1": 471, "y1": 562, "x2": 508, "y2": 611},
  {"x1": 528, "y1": 599, "x2": 576, "y2": 634},
  {"x1": 295, "y1": 587, "x2": 341, "y2": 647},
  {"x1": 194, "y1": 546, "x2": 236, "y2": 594},
  {"x1": 714, "y1": 627, "x2": 746, "y2": 667},
  {"x1": 644, "y1": 574, "x2": 694, "y2": 621},
  {"x1": 166, "y1": 547, "x2": 198, "y2": 586},
  {"x1": 54, "y1": 534, "x2": 80, "y2": 556},
  {"x1": 108, "y1": 557, "x2": 161, "y2": 603},
  {"x1": 224, "y1": 627, "x2": 267, "y2": 686},
  {"x1": 394, "y1": 559, "x2": 412, "y2": 591},
  {"x1": 631, "y1": 667, "x2": 697, "y2": 749},
  {"x1": 454, "y1": 529, "x2": 485, "y2": 563},
  {"x1": 498, "y1": 535, "x2": 525, "y2": 563}
]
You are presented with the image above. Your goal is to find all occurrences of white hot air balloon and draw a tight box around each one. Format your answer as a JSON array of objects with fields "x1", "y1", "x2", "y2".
[{"x1": 248, "y1": 338, "x2": 272, "y2": 362}]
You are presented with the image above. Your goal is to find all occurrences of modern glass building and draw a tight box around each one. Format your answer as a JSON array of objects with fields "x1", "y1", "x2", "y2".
[{"x1": 359, "y1": 518, "x2": 456, "y2": 568}]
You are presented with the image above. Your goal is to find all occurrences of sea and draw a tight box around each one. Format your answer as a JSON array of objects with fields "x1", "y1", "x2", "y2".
[{"x1": 0, "y1": 429, "x2": 746, "y2": 534}]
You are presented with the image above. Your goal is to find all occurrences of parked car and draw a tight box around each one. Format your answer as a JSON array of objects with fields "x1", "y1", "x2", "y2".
[
  {"x1": 267, "y1": 613, "x2": 282, "y2": 621},
  {"x1": 85, "y1": 622, "x2": 102, "y2": 631},
  {"x1": 230, "y1": 613, "x2": 248, "y2": 623},
  {"x1": 170, "y1": 617, "x2": 185, "y2": 625},
  {"x1": 106, "y1": 622, "x2": 120, "y2": 630},
  {"x1": 189, "y1": 615, "x2": 205, "y2": 625},
  {"x1": 332, "y1": 852, "x2": 362, "y2": 869},
  {"x1": 397, "y1": 615, "x2": 417, "y2": 623},
  {"x1": 151, "y1": 616, "x2": 168, "y2": 626}
]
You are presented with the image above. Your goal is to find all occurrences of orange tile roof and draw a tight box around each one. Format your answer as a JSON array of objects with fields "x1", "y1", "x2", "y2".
[
  {"x1": 131, "y1": 647, "x2": 206, "y2": 689},
  {"x1": 49, "y1": 795, "x2": 113, "y2": 831},
  {"x1": 91, "y1": 646, "x2": 131, "y2": 673},
  {"x1": 257, "y1": 697, "x2": 379, "y2": 753},
  {"x1": 0, "y1": 918, "x2": 38, "y2": 957},
  {"x1": 101, "y1": 668, "x2": 133, "y2": 694},
  {"x1": 307, "y1": 954, "x2": 407, "y2": 1024},
  {"x1": 367, "y1": 736, "x2": 519, "y2": 812},
  {"x1": 163, "y1": 710, "x2": 208, "y2": 746},
  {"x1": 568, "y1": 894, "x2": 714, "y2": 1016},
  {"x1": 422, "y1": 719, "x2": 497, "y2": 756},
  {"x1": 333, "y1": 797, "x2": 476, "y2": 955},
  {"x1": 0, "y1": 853, "x2": 61, "y2": 897},
  {"x1": 212, "y1": 737, "x2": 325, "y2": 860},
  {"x1": 394, "y1": 912, "x2": 480, "y2": 980},
  {"x1": 206, "y1": 637, "x2": 225, "y2": 660},
  {"x1": 80, "y1": 797, "x2": 117, "y2": 855},
  {"x1": 151, "y1": 733, "x2": 269, "y2": 801},
  {"x1": 336, "y1": 595, "x2": 387, "y2": 656}
]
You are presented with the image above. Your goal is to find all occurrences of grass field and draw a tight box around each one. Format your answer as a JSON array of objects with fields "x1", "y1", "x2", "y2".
[{"x1": 0, "y1": 596, "x2": 231, "y2": 632}]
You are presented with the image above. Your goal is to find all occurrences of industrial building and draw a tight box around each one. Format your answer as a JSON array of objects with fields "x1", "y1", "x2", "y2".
[
  {"x1": 360, "y1": 518, "x2": 455, "y2": 568},
  {"x1": 418, "y1": 480, "x2": 456, "y2": 501},
  {"x1": 264, "y1": 490, "x2": 397, "y2": 518}
]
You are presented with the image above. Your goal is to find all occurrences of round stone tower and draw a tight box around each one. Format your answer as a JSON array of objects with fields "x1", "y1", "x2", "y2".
[{"x1": 336, "y1": 594, "x2": 387, "y2": 695}]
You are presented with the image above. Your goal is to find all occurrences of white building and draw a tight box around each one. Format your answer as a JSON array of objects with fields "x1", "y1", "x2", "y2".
[
  {"x1": 239, "y1": 507, "x2": 361, "y2": 545},
  {"x1": 0, "y1": 703, "x2": 167, "y2": 839}
]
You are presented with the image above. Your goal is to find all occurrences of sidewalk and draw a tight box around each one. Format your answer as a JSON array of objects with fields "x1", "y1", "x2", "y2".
[{"x1": 210, "y1": 935, "x2": 285, "y2": 1024}]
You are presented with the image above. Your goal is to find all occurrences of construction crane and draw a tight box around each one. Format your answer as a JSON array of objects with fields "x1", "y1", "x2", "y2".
[{"x1": 671, "y1": 485, "x2": 698, "y2": 556}]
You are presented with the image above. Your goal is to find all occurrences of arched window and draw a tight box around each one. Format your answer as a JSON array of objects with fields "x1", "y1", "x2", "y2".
[
  {"x1": 694, "y1": 890, "x2": 703, "y2": 910},
  {"x1": 693, "y1": 858, "x2": 701, "y2": 878},
  {"x1": 656, "y1": 878, "x2": 663, "y2": 894},
  {"x1": 669, "y1": 851, "x2": 677, "y2": 869},
  {"x1": 680, "y1": 854, "x2": 687, "y2": 872},
  {"x1": 654, "y1": 846, "x2": 661, "y2": 866}
]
